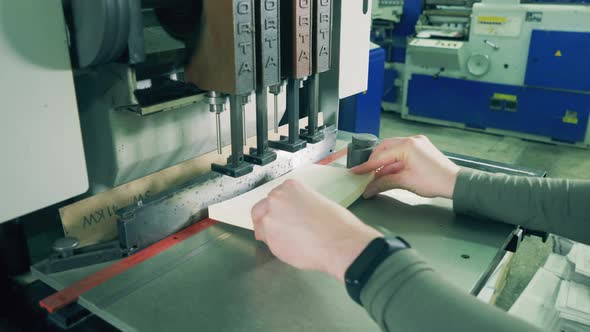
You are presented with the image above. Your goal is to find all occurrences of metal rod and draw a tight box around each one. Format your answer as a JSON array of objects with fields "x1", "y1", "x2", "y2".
[
  {"x1": 242, "y1": 102, "x2": 247, "y2": 146},
  {"x1": 274, "y1": 94, "x2": 279, "y2": 134},
  {"x1": 255, "y1": 87, "x2": 269, "y2": 154},
  {"x1": 307, "y1": 73, "x2": 320, "y2": 135},
  {"x1": 229, "y1": 95, "x2": 244, "y2": 167},
  {"x1": 215, "y1": 112, "x2": 222, "y2": 154},
  {"x1": 287, "y1": 79, "x2": 300, "y2": 144}
]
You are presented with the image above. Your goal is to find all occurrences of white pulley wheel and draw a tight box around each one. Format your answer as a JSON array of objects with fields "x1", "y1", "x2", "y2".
[{"x1": 467, "y1": 54, "x2": 491, "y2": 77}]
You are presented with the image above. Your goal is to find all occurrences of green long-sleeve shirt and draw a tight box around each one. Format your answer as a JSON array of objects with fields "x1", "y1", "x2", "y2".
[{"x1": 360, "y1": 168, "x2": 590, "y2": 332}]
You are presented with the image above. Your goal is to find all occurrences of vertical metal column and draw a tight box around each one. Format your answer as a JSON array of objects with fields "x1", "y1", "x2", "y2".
[
  {"x1": 212, "y1": 95, "x2": 254, "y2": 177},
  {"x1": 301, "y1": 0, "x2": 333, "y2": 143},
  {"x1": 186, "y1": 0, "x2": 257, "y2": 177},
  {"x1": 300, "y1": 73, "x2": 323, "y2": 142},
  {"x1": 287, "y1": 79, "x2": 301, "y2": 142},
  {"x1": 230, "y1": 95, "x2": 244, "y2": 167},
  {"x1": 256, "y1": 89, "x2": 268, "y2": 153},
  {"x1": 269, "y1": 0, "x2": 312, "y2": 153},
  {"x1": 244, "y1": 0, "x2": 280, "y2": 165}
]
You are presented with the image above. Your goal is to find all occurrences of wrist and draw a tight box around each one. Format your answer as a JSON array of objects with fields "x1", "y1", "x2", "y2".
[
  {"x1": 323, "y1": 227, "x2": 382, "y2": 283},
  {"x1": 440, "y1": 165, "x2": 460, "y2": 199}
]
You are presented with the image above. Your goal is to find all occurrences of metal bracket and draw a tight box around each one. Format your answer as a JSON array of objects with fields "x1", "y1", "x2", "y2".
[
  {"x1": 300, "y1": 125, "x2": 326, "y2": 144},
  {"x1": 269, "y1": 79, "x2": 307, "y2": 152},
  {"x1": 35, "y1": 240, "x2": 126, "y2": 274}
]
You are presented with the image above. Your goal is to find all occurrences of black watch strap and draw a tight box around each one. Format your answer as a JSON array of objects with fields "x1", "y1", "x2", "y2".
[{"x1": 344, "y1": 236, "x2": 410, "y2": 305}]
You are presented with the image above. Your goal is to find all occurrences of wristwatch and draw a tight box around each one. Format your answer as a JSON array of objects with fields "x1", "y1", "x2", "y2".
[{"x1": 344, "y1": 236, "x2": 410, "y2": 305}]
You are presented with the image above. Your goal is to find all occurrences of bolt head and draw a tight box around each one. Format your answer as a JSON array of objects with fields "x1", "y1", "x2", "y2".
[
  {"x1": 352, "y1": 133, "x2": 378, "y2": 148},
  {"x1": 53, "y1": 237, "x2": 80, "y2": 252}
]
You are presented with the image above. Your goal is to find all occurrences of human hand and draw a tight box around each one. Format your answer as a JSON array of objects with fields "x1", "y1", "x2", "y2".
[
  {"x1": 251, "y1": 180, "x2": 382, "y2": 282},
  {"x1": 352, "y1": 135, "x2": 460, "y2": 199}
]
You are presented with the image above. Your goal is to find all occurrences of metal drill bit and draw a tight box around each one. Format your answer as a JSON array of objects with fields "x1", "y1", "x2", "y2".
[
  {"x1": 269, "y1": 83, "x2": 283, "y2": 134},
  {"x1": 274, "y1": 94, "x2": 279, "y2": 134},
  {"x1": 206, "y1": 91, "x2": 226, "y2": 155}
]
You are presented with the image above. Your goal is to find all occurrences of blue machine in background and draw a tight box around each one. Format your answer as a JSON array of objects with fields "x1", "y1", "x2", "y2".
[
  {"x1": 338, "y1": 46, "x2": 386, "y2": 136},
  {"x1": 370, "y1": 0, "x2": 590, "y2": 148},
  {"x1": 525, "y1": 30, "x2": 590, "y2": 93},
  {"x1": 371, "y1": 0, "x2": 422, "y2": 111}
]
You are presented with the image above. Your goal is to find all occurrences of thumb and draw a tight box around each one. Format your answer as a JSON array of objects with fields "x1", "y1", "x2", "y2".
[{"x1": 363, "y1": 174, "x2": 403, "y2": 199}]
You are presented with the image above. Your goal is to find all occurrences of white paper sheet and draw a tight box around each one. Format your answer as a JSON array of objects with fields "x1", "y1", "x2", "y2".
[{"x1": 208, "y1": 164, "x2": 374, "y2": 230}]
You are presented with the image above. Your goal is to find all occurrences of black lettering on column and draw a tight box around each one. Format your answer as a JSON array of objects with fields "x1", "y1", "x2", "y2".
[
  {"x1": 236, "y1": 0, "x2": 255, "y2": 90},
  {"x1": 265, "y1": 0, "x2": 276, "y2": 11},
  {"x1": 266, "y1": 56, "x2": 277, "y2": 68},
  {"x1": 238, "y1": 23, "x2": 252, "y2": 34},
  {"x1": 237, "y1": 1, "x2": 250, "y2": 14},
  {"x1": 265, "y1": 17, "x2": 277, "y2": 30}
]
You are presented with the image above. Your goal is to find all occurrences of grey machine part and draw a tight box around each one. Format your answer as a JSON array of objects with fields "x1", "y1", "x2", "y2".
[
  {"x1": 211, "y1": 94, "x2": 255, "y2": 177},
  {"x1": 268, "y1": 0, "x2": 312, "y2": 153},
  {"x1": 244, "y1": 0, "x2": 281, "y2": 166},
  {"x1": 269, "y1": 79, "x2": 309, "y2": 152},
  {"x1": 347, "y1": 133, "x2": 378, "y2": 168},
  {"x1": 206, "y1": 91, "x2": 228, "y2": 155},
  {"x1": 70, "y1": 0, "x2": 145, "y2": 68},
  {"x1": 36, "y1": 238, "x2": 125, "y2": 274},
  {"x1": 300, "y1": 0, "x2": 334, "y2": 144},
  {"x1": 32, "y1": 129, "x2": 337, "y2": 273},
  {"x1": 184, "y1": 0, "x2": 258, "y2": 178}
]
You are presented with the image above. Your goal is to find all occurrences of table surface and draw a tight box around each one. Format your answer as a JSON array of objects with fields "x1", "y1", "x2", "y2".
[{"x1": 33, "y1": 151, "x2": 516, "y2": 332}]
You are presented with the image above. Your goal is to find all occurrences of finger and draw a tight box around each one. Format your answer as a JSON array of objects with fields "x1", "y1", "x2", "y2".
[
  {"x1": 253, "y1": 219, "x2": 266, "y2": 242},
  {"x1": 367, "y1": 138, "x2": 409, "y2": 161},
  {"x1": 351, "y1": 150, "x2": 401, "y2": 174},
  {"x1": 270, "y1": 179, "x2": 298, "y2": 196},
  {"x1": 363, "y1": 175, "x2": 401, "y2": 199},
  {"x1": 370, "y1": 138, "x2": 399, "y2": 156},
  {"x1": 375, "y1": 161, "x2": 405, "y2": 179},
  {"x1": 251, "y1": 200, "x2": 268, "y2": 242},
  {"x1": 251, "y1": 198, "x2": 269, "y2": 223}
]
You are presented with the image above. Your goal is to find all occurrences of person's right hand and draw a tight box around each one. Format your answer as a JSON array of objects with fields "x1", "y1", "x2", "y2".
[{"x1": 352, "y1": 135, "x2": 460, "y2": 199}]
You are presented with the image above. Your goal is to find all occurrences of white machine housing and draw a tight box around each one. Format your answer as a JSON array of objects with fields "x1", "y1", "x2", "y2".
[{"x1": 400, "y1": 0, "x2": 590, "y2": 148}]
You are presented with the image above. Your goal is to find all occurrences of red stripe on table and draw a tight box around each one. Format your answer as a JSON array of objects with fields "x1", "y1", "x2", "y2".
[
  {"x1": 39, "y1": 218, "x2": 219, "y2": 313},
  {"x1": 317, "y1": 148, "x2": 347, "y2": 165}
]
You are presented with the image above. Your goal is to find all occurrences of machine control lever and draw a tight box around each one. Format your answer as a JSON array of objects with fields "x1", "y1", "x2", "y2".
[{"x1": 484, "y1": 39, "x2": 499, "y2": 50}]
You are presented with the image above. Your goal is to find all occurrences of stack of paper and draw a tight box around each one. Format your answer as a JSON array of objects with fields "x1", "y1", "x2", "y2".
[
  {"x1": 545, "y1": 253, "x2": 573, "y2": 279},
  {"x1": 567, "y1": 244, "x2": 590, "y2": 287},
  {"x1": 555, "y1": 281, "x2": 590, "y2": 332},
  {"x1": 554, "y1": 235, "x2": 575, "y2": 255},
  {"x1": 508, "y1": 268, "x2": 562, "y2": 330},
  {"x1": 509, "y1": 245, "x2": 590, "y2": 331}
]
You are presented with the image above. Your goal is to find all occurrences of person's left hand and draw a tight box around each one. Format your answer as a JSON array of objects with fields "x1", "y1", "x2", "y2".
[{"x1": 251, "y1": 180, "x2": 382, "y2": 282}]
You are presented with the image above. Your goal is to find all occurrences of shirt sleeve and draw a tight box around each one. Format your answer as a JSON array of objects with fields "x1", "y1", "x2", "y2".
[
  {"x1": 453, "y1": 168, "x2": 590, "y2": 245},
  {"x1": 360, "y1": 249, "x2": 543, "y2": 332}
]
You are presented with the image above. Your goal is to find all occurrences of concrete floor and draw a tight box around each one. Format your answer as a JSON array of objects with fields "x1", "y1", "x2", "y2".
[{"x1": 379, "y1": 111, "x2": 590, "y2": 311}]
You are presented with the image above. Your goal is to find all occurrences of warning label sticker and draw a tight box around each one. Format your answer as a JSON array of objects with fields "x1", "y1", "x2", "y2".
[{"x1": 474, "y1": 15, "x2": 522, "y2": 37}]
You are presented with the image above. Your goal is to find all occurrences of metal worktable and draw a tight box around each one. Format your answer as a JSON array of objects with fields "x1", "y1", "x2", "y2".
[{"x1": 33, "y1": 140, "x2": 532, "y2": 332}]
